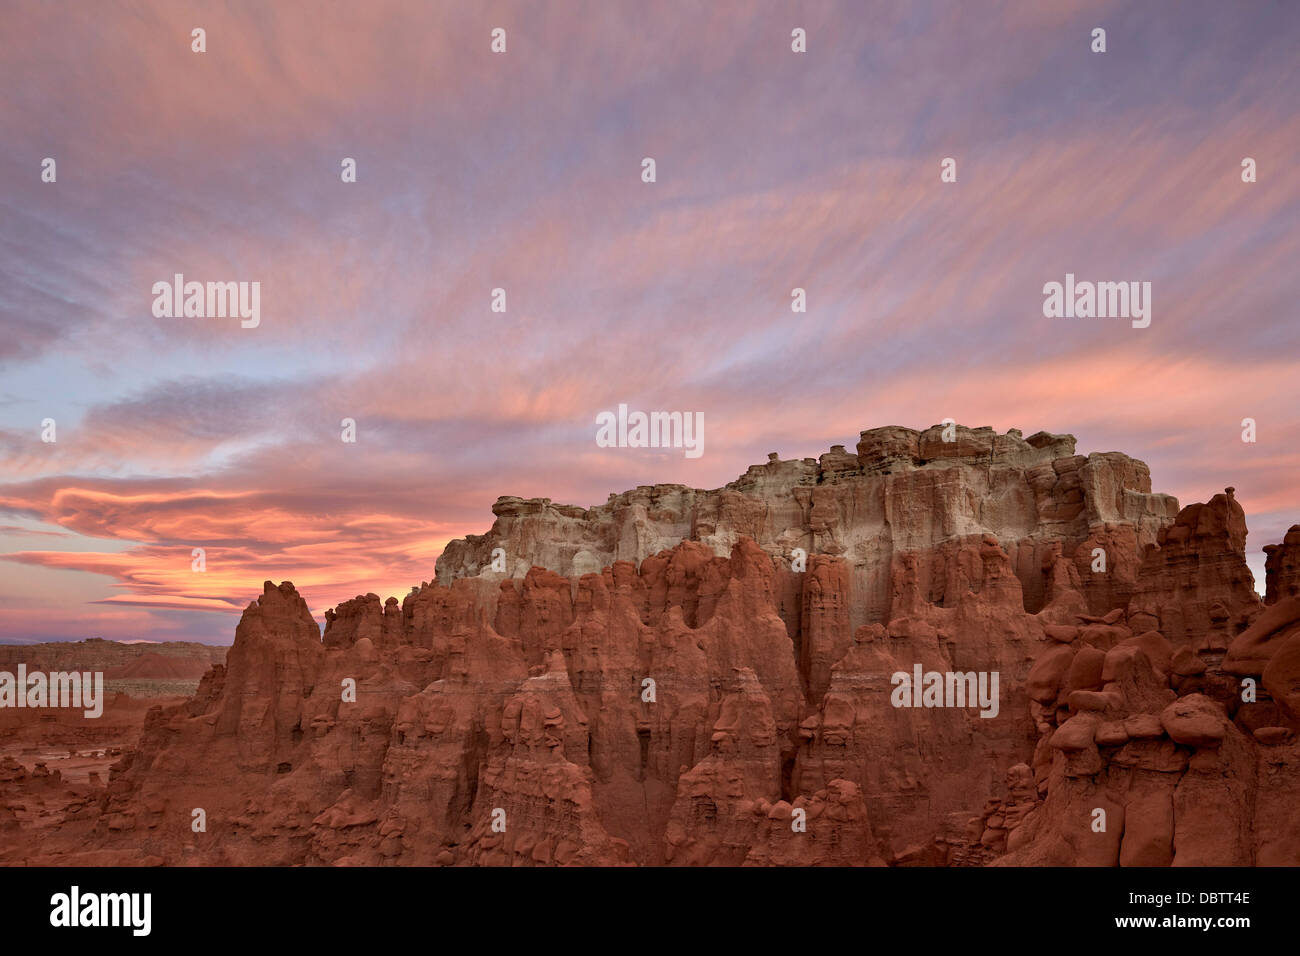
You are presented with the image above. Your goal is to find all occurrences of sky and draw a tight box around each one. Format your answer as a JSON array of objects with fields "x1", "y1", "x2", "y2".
[{"x1": 1, "y1": 0, "x2": 1297, "y2": 645}]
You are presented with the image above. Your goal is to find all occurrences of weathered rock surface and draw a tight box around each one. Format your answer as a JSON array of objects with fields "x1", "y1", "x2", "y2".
[
  {"x1": 1126, "y1": 488, "x2": 1259, "y2": 649},
  {"x1": 5, "y1": 424, "x2": 1295, "y2": 867},
  {"x1": 436, "y1": 424, "x2": 1180, "y2": 630},
  {"x1": 1264, "y1": 525, "x2": 1300, "y2": 606}
]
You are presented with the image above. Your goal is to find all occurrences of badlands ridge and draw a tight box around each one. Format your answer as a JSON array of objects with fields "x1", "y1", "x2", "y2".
[{"x1": 4, "y1": 423, "x2": 1299, "y2": 866}]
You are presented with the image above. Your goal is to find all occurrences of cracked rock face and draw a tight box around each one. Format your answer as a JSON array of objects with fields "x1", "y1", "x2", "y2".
[{"x1": 6, "y1": 424, "x2": 1297, "y2": 867}]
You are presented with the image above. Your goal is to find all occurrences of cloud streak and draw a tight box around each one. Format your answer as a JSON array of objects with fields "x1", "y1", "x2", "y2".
[{"x1": 1, "y1": 0, "x2": 1297, "y2": 642}]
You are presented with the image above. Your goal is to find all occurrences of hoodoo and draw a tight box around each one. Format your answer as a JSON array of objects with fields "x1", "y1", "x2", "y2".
[{"x1": 3, "y1": 423, "x2": 1297, "y2": 867}]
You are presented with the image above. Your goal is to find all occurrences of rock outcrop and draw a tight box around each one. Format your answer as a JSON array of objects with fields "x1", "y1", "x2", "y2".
[
  {"x1": 5, "y1": 423, "x2": 1294, "y2": 867},
  {"x1": 1263, "y1": 525, "x2": 1300, "y2": 606},
  {"x1": 436, "y1": 424, "x2": 1179, "y2": 630}
]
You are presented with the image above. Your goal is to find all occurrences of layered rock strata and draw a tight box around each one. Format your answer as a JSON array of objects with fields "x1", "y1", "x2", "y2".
[{"x1": 6, "y1": 424, "x2": 1295, "y2": 867}]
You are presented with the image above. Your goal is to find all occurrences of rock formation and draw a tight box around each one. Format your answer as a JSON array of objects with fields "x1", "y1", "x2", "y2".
[
  {"x1": 1263, "y1": 525, "x2": 1300, "y2": 606},
  {"x1": 436, "y1": 424, "x2": 1178, "y2": 628},
  {"x1": 4, "y1": 423, "x2": 1295, "y2": 867},
  {"x1": 0, "y1": 639, "x2": 226, "y2": 675}
]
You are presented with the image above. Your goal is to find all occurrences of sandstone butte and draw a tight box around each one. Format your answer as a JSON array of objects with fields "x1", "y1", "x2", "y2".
[{"x1": 4, "y1": 423, "x2": 1300, "y2": 867}]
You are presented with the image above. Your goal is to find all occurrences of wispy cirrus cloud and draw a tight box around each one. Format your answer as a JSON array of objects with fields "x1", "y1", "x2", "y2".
[{"x1": 1, "y1": 0, "x2": 1296, "y2": 642}]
